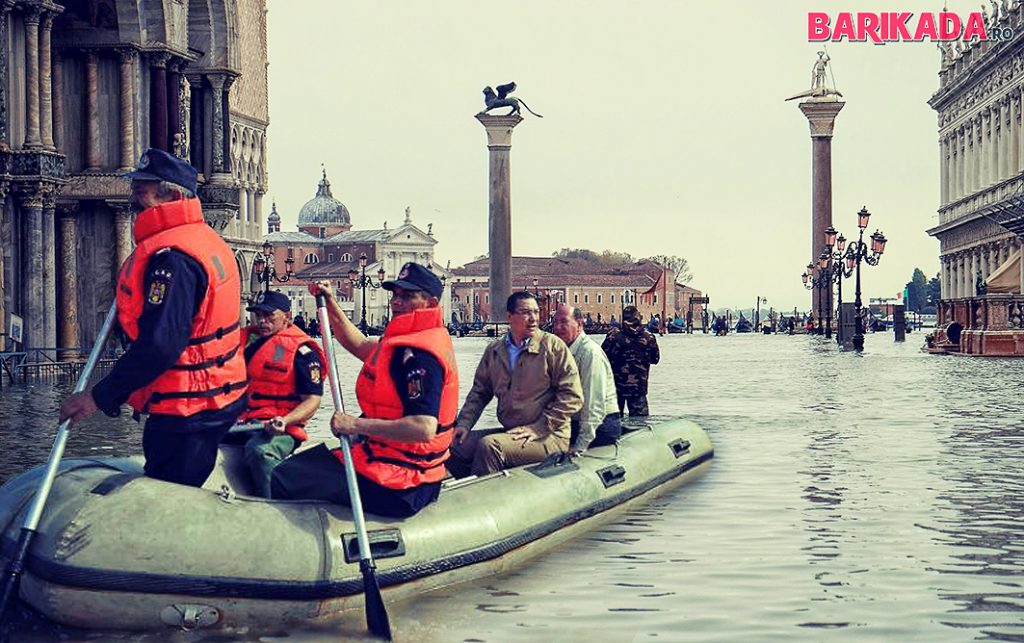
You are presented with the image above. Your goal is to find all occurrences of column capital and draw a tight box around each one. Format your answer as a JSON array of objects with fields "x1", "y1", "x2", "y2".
[
  {"x1": 22, "y1": 4, "x2": 42, "y2": 25},
  {"x1": 40, "y1": 10, "x2": 55, "y2": 30},
  {"x1": 14, "y1": 184, "x2": 46, "y2": 209},
  {"x1": 797, "y1": 100, "x2": 845, "y2": 138},
  {"x1": 116, "y1": 47, "x2": 137, "y2": 64},
  {"x1": 149, "y1": 51, "x2": 170, "y2": 69},
  {"x1": 167, "y1": 57, "x2": 188, "y2": 74},
  {"x1": 107, "y1": 200, "x2": 133, "y2": 217},
  {"x1": 55, "y1": 201, "x2": 77, "y2": 218},
  {"x1": 475, "y1": 113, "x2": 523, "y2": 147}
]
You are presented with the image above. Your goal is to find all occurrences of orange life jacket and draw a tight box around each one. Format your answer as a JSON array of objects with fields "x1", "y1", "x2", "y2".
[
  {"x1": 115, "y1": 198, "x2": 247, "y2": 416},
  {"x1": 348, "y1": 306, "x2": 458, "y2": 489},
  {"x1": 239, "y1": 324, "x2": 326, "y2": 441}
]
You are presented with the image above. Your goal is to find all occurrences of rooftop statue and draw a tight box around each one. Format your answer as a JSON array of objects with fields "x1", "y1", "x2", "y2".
[
  {"x1": 786, "y1": 51, "x2": 843, "y2": 102},
  {"x1": 478, "y1": 81, "x2": 544, "y2": 118}
]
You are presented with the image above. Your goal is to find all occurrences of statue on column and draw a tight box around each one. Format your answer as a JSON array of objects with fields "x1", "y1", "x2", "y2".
[
  {"x1": 786, "y1": 51, "x2": 843, "y2": 101},
  {"x1": 478, "y1": 81, "x2": 544, "y2": 118}
]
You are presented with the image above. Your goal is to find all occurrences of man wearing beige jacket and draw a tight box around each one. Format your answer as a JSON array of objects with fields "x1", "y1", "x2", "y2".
[{"x1": 448, "y1": 291, "x2": 583, "y2": 477}]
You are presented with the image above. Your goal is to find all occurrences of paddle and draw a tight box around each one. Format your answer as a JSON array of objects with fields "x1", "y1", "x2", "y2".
[
  {"x1": 0, "y1": 301, "x2": 119, "y2": 621},
  {"x1": 315, "y1": 294, "x2": 392, "y2": 641},
  {"x1": 227, "y1": 421, "x2": 308, "y2": 441}
]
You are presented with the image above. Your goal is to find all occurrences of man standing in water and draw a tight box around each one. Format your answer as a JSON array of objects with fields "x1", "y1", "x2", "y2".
[{"x1": 59, "y1": 148, "x2": 247, "y2": 487}]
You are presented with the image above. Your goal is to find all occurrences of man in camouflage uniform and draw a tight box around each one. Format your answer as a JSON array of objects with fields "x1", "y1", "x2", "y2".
[{"x1": 601, "y1": 305, "x2": 660, "y2": 416}]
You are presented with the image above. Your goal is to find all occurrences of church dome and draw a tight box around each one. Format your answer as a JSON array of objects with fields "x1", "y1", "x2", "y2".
[
  {"x1": 267, "y1": 202, "x2": 281, "y2": 224},
  {"x1": 297, "y1": 170, "x2": 350, "y2": 227}
]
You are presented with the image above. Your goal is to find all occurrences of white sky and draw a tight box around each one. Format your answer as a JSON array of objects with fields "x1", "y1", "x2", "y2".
[{"x1": 264, "y1": 0, "x2": 978, "y2": 310}]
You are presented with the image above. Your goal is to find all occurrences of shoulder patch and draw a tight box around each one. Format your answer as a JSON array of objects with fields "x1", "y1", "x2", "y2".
[
  {"x1": 147, "y1": 280, "x2": 168, "y2": 305},
  {"x1": 298, "y1": 345, "x2": 312, "y2": 355},
  {"x1": 308, "y1": 361, "x2": 322, "y2": 385}
]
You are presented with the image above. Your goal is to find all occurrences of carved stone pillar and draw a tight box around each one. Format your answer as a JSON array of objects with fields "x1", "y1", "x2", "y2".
[
  {"x1": 254, "y1": 189, "x2": 264, "y2": 232},
  {"x1": 221, "y1": 76, "x2": 234, "y2": 173},
  {"x1": 476, "y1": 112, "x2": 524, "y2": 321},
  {"x1": 85, "y1": 49, "x2": 101, "y2": 170},
  {"x1": 940, "y1": 256, "x2": 949, "y2": 299},
  {"x1": 111, "y1": 202, "x2": 134, "y2": 269},
  {"x1": 940, "y1": 136, "x2": 949, "y2": 205},
  {"x1": 52, "y1": 49, "x2": 63, "y2": 151},
  {"x1": 149, "y1": 52, "x2": 169, "y2": 151},
  {"x1": 42, "y1": 193, "x2": 56, "y2": 352},
  {"x1": 57, "y1": 204, "x2": 79, "y2": 357},
  {"x1": 23, "y1": 6, "x2": 42, "y2": 149},
  {"x1": 117, "y1": 49, "x2": 136, "y2": 171},
  {"x1": 1001, "y1": 97, "x2": 1011, "y2": 180},
  {"x1": 167, "y1": 59, "x2": 184, "y2": 155},
  {"x1": 208, "y1": 75, "x2": 225, "y2": 173},
  {"x1": 958, "y1": 127, "x2": 966, "y2": 199},
  {"x1": 187, "y1": 75, "x2": 205, "y2": 172},
  {"x1": 39, "y1": 12, "x2": 54, "y2": 150},
  {"x1": 1011, "y1": 93, "x2": 1020, "y2": 176},
  {"x1": 16, "y1": 188, "x2": 45, "y2": 350},
  {"x1": 0, "y1": 2, "x2": 12, "y2": 150}
]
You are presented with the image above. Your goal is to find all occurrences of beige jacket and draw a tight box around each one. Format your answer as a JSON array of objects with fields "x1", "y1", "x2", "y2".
[{"x1": 455, "y1": 331, "x2": 583, "y2": 442}]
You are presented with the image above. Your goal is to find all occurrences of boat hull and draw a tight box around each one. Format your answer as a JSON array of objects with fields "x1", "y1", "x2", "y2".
[{"x1": 0, "y1": 416, "x2": 712, "y2": 630}]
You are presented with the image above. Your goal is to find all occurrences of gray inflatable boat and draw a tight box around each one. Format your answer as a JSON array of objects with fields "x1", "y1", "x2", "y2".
[{"x1": 0, "y1": 416, "x2": 713, "y2": 630}]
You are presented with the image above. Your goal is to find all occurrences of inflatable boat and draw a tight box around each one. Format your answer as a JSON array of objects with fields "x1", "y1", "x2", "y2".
[{"x1": 0, "y1": 416, "x2": 713, "y2": 630}]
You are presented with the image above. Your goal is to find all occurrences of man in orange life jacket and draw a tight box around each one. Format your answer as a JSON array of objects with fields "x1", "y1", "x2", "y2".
[
  {"x1": 59, "y1": 148, "x2": 248, "y2": 487},
  {"x1": 270, "y1": 263, "x2": 458, "y2": 518},
  {"x1": 232, "y1": 290, "x2": 324, "y2": 497}
]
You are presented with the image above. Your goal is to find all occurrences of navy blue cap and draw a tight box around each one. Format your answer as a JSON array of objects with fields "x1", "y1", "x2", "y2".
[
  {"x1": 247, "y1": 290, "x2": 291, "y2": 314},
  {"x1": 122, "y1": 148, "x2": 199, "y2": 194},
  {"x1": 382, "y1": 263, "x2": 443, "y2": 298}
]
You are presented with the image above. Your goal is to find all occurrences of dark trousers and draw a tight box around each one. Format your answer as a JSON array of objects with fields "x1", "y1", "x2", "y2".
[
  {"x1": 270, "y1": 443, "x2": 440, "y2": 518},
  {"x1": 571, "y1": 413, "x2": 622, "y2": 448},
  {"x1": 142, "y1": 418, "x2": 235, "y2": 487},
  {"x1": 617, "y1": 393, "x2": 649, "y2": 417}
]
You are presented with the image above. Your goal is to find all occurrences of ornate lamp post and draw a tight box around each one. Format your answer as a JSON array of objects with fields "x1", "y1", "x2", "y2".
[
  {"x1": 251, "y1": 241, "x2": 295, "y2": 294},
  {"x1": 801, "y1": 253, "x2": 830, "y2": 335},
  {"x1": 823, "y1": 225, "x2": 857, "y2": 345},
  {"x1": 847, "y1": 207, "x2": 887, "y2": 351},
  {"x1": 348, "y1": 253, "x2": 385, "y2": 334},
  {"x1": 754, "y1": 296, "x2": 768, "y2": 330}
]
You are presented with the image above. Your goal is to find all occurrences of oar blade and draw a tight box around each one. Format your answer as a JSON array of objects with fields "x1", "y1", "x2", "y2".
[{"x1": 360, "y1": 560, "x2": 392, "y2": 641}]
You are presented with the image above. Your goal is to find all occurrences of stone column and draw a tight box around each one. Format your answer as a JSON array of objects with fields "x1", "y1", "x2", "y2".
[
  {"x1": 254, "y1": 189, "x2": 264, "y2": 232},
  {"x1": 797, "y1": 99, "x2": 845, "y2": 322},
  {"x1": 42, "y1": 193, "x2": 56, "y2": 352},
  {"x1": 39, "y1": 12, "x2": 54, "y2": 150},
  {"x1": 958, "y1": 127, "x2": 966, "y2": 198},
  {"x1": 475, "y1": 113, "x2": 523, "y2": 322},
  {"x1": 187, "y1": 75, "x2": 205, "y2": 172},
  {"x1": 167, "y1": 59, "x2": 183, "y2": 154},
  {"x1": 85, "y1": 49, "x2": 101, "y2": 170},
  {"x1": 940, "y1": 136, "x2": 949, "y2": 205},
  {"x1": 990, "y1": 108, "x2": 999, "y2": 183},
  {"x1": 17, "y1": 189, "x2": 44, "y2": 350},
  {"x1": 1002, "y1": 98, "x2": 1011, "y2": 180},
  {"x1": 23, "y1": 6, "x2": 42, "y2": 149},
  {"x1": 1011, "y1": 94, "x2": 1020, "y2": 175},
  {"x1": 111, "y1": 203, "x2": 134, "y2": 269},
  {"x1": 57, "y1": 204, "x2": 79, "y2": 357},
  {"x1": 1019, "y1": 86, "x2": 1024, "y2": 173},
  {"x1": 208, "y1": 74, "x2": 226, "y2": 173},
  {"x1": 117, "y1": 49, "x2": 136, "y2": 171},
  {"x1": 149, "y1": 52, "x2": 169, "y2": 151},
  {"x1": 0, "y1": 2, "x2": 11, "y2": 150},
  {"x1": 52, "y1": 49, "x2": 63, "y2": 151},
  {"x1": 940, "y1": 256, "x2": 948, "y2": 299}
]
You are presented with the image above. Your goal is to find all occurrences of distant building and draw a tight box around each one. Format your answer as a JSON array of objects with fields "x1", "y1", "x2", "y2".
[
  {"x1": 449, "y1": 256, "x2": 704, "y2": 327},
  {"x1": 260, "y1": 171, "x2": 449, "y2": 324}
]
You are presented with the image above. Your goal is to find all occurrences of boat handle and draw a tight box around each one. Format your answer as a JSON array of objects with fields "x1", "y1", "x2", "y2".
[
  {"x1": 342, "y1": 528, "x2": 406, "y2": 564},
  {"x1": 597, "y1": 464, "x2": 626, "y2": 488},
  {"x1": 668, "y1": 439, "x2": 691, "y2": 459}
]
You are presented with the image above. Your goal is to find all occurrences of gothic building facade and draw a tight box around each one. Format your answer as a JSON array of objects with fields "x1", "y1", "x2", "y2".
[
  {"x1": 929, "y1": 3, "x2": 1024, "y2": 353},
  {"x1": 0, "y1": 0, "x2": 268, "y2": 353}
]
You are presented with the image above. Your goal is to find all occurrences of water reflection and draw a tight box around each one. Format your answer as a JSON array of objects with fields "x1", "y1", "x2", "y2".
[{"x1": 3, "y1": 333, "x2": 1024, "y2": 641}]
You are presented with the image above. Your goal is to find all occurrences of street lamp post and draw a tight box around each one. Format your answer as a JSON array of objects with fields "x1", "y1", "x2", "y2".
[
  {"x1": 251, "y1": 241, "x2": 295, "y2": 294},
  {"x1": 848, "y1": 207, "x2": 887, "y2": 351},
  {"x1": 754, "y1": 296, "x2": 767, "y2": 330},
  {"x1": 823, "y1": 225, "x2": 856, "y2": 345},
  {"x1": 348, "y1": 253, "x2": 385, "y2": 335}
]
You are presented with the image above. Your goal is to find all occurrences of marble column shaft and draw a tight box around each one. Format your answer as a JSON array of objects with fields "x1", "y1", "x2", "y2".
[
  {"x1": 209, "y1": 75, "x2": 225, "y2": 172},
  {"x1": 52, "y1": 50, "x2": 63, "y2": 151},
  {"x1": 150, "y1": 54, "x2": 169, "y2": 151},
  {"x1": 118, "y1": 50, "x2": 136, "y2": 170},
  {"x1": 42, "y1": 200, "x2": 55, "y2": 350},
  {"x1": 59, "y1": 208, "x2": 79, "y2": 354},
  {"x1": 85, "y1": 50, "x2": 101, "y2": 170},
  {"x1": 0, "y1": 3, "x2": 11, "y2": 149},
  {"x1": 39, "y1": 13, "x2": 54, "y2": 150},
  {"x1": 188, "y1": 76, "x2": 204, "y2": 171},
  {"x1": 113, "y1": 204, "x2": 134, "y2": 269},
  {"x1": 167, "y1": 61, "x2": 182, "y2": 152},
  {"x1": 23, "y1": 7, "x2": 41, "y2": 149},
  {"x1": 18, "y1": 193, "x2": 44, "y2": 350},
  {"x1": 476, "y1": 113, "x2": 522, "y2": 322},
  {"x1": 221, "y1": 77, "x2": 233, "y2": 172}
]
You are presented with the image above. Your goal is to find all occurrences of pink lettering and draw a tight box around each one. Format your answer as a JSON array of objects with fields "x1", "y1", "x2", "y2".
[
  {"x1": 939, "y1": 12, "x2": 962, "y2": 40},
  {"x1": 808, "y1": 12, "x2": 831, "y2": 41},
  {"x1": 858, "y1": 13, "x2": 882, "y2": 44},
  {"x1": 962, "y1": 13, "x2": 987, "y2": 41},
  {"x1": 833, "y1": 13, "x2": 855, "y2": 41},
  {"x1": 913, "y1": 12, "x2": 937, "y2": 41},
  {"x1": 890, "y1": 12, "x2": 913, "y2": 40}
]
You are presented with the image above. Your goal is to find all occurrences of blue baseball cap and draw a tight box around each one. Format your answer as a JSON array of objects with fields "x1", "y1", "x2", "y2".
[
  {"x1": 122, "y1": 148, "x2": 199, "y2": 194},
  {"x1": 382, "y1": 263, "x2": 443, "y2": 298},
  {"x1": 247, "y1": 290, "x2": 291, "y2": 314}
]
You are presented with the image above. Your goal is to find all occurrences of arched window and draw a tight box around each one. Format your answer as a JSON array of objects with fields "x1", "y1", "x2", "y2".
[
  {"x1": 341, "y1": 253, "x2": 352, "y2": 262},
  {"x1": 319, "y1": 227, "x2": 326, "y2": 239},
  {"x1": 584, "y1": 294, "x2": 589, "y2": 304},
  {"x1": 597, "y1": 294, "x2": 603, "y2": 303},
  {"x1": 573, "y1": 294, "x2": 579, "y2": 304},
  {"x1": 328, "y1": 253, "x2": 335, "y2": 262},
  {"x1": 304, "y1": 253, "x2": 319, "y2": 264}
]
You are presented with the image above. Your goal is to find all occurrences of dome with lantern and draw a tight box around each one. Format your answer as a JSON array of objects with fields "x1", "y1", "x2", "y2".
[{"x1": 297, "y1": 169, "x2": 351, "y2": 233}]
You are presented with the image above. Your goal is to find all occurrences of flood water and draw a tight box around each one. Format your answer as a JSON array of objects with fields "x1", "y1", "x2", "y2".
[{"x1": 2, "y1": 329, "x2": 1024, "y2": 642}]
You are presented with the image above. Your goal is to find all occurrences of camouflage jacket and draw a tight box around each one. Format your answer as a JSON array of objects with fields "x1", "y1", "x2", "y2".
[{"x1": 601, "y1": 325, "x2": 660, "y2": 396}]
